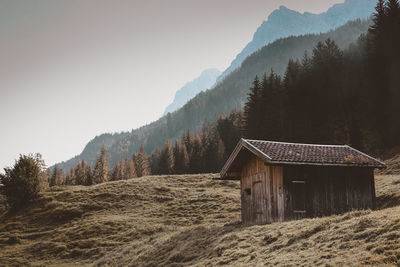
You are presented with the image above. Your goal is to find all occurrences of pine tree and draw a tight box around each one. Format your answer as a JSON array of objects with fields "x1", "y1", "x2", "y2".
[
  {"x1": 158, "y1": 140, "x2": 174, "y2": 174},
  {"x1": 41, "y1": 168, "x2": 51, "y2": 190},
  {"x1": 188, "y1": 136, "x2": 202, "y2": 174},
  {"x1": 125, "y1": 158, "x2": 137, "y2": 179},
  {"x1": 183, "y1": 130, "x2": 193, "y2": 157},
  {"x1": 149, "y1": 148, "x2": 162, "y2": 175},
  {"x1": 111, "y1": 160, "x2": 122, "y2": 181},
  {"x1": 111, "y1": 156, "x2": 126, "y2": 181},
  {"x1": 243, "y1": 75, "x2": 262, "y2": 138},
  {"x1": 260, "y1": 70, "x2": 284, "y2": 140},
  {"x1": 216, "y1": 110, "x2": 243, "y2": 160},
  {"x1": 93, "y1": 145, "x2": 109, "y2": 184},
  {"x1": 65, "y1": 168, "x2": 76, "y2": 185},
  {"x1": 29, "y1": 153, "x2": 49, "y2": 190},
  {"x1": 50, "y1": 164, "x2": 64, "y2": 186},
  {"x1": 283, "y1": 59, "x2": 301, "y2": 140},
  {"x1": 369, "y1": 0, "x2": 386, "y2": 43},
  {"x1": 85, "y1": 164, "x2": 93, "y2": 186},
  {"x1": 135, "y1": 145, "x2": 150, "y2": 177},
  {"x1": 173, "y1": 141, "x2": 189, "y2": 174},
  {"x1": 75, "y1": 161, "x2": 87, "y2": 185},
  {"x1": 0, "y1": 155, "x2": 41, "y2": 208}
]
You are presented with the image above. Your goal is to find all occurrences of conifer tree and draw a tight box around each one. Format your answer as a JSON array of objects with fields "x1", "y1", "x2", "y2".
[
  {"x1": 50, "y1": 164, "x2": 64, "y2": 186},
  {"x1": 28, "y1": 153, "x2": 50, "y2": 190},
  {"x1": 85, "y1": 164, "x2": 93, "y2": 185},
  {"x1": 283, "y1": 59, "x2": 301, "y2": 140},
  {"x1": 65, "y1": 168, "x2": 76, "y2": 185},
  {"x1": 111, "y1": 159, "x2": 128, "y2": 181},
  {"x1": 149, "y1": 148, "x2": 162, "y2": 175},
  {"x1": 173, "y1": 141, "x2": 189, "y2": 174},
  {"x1": 0, "y1": 155, "x2": 41, "y2": 208},
  {"x1": 188, "y1": 136, "x2": 202, "y2": 174},
  {"x1": 216, "y1": 110, "x2": 243, "y2": 160},
  {"x1": 111, "y1": 161, "x2": 121, "y2": 181},
  {"x1": 75, "y1": 160, "x2": 87, "y2": 185},
  {"x1": 118, "y1": 160, "x2": 125, "y2": 180},
  {"x1": 183, "y1": 130, "x2": 193, "y2": 156},
  {"x1": 93, "y1": 145, "x2": 109, "y2": 184},
  {"x1": 260, "y1": 70, "x2": 284, "y2": 140},
  {"x1": 41, "y1": 168, "x2": 51, "y2": 190},
  {"x1": 243, "y1": 75, "x2": 261, "y2": 138},
  {"x1": 135, "y1": 145, "x2": 150, "y2": 177},
  {"x1": 125, "y1": 158, "x2": 137, "y2": 179},
  {"x1": 158, "y1": 140, "x2": 174, "y2": 174}
]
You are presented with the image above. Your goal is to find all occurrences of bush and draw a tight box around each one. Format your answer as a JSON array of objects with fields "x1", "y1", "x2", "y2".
[{"x1": 0, "y1": 155, "x2": 41, "y2": 209}]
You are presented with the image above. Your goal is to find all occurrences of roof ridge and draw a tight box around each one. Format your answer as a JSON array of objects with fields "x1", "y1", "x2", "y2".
[
  {"x1": 244, "y1": 139, "x2": 346, "y2": 148},
  {"x1": 242, "y1": 139, "x2": 272, "y2": 160}
]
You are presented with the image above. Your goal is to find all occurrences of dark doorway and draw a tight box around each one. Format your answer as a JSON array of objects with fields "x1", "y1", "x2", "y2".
[{"x1": 292, "y1": 180, "x2": 307, "y2": 219}]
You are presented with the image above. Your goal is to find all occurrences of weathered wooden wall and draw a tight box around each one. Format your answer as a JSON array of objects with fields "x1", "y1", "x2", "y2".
[
  {"x1": 283, "y1": 166, "x2": 376, "y2": 221},
  {"x1": 239, "y1": 155, "x2": 376, "y2": 225},
  {"x1": 240, "y1": 155, "x2": 284, "y2": 226}
]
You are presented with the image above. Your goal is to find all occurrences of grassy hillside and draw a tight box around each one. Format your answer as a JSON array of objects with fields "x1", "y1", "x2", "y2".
[{"x1": 0, "y1": 173, "x2": 399, "y2": 266}]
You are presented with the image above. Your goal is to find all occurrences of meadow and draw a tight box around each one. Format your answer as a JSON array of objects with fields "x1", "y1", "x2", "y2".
[{"x1": 0, "y1": 173, "x2": 399, "y2": 266}]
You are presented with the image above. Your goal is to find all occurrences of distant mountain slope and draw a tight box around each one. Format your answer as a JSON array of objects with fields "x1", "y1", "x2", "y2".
[
  {"x1": 163, "y1": 69, "x2": 221, "y2": 116},
  {"x1": 217, "y1": 0, "x2": 376, "y2": 82},
  {"x1": 56, "y1": 19, "x2": 371, "y2": 172}
]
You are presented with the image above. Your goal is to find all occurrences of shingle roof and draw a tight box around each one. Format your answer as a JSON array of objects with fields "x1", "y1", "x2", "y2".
[
  {"x1": 220, "y1": 139, "x2": 386, "y2": 177},
  {"x1": 245, "y1": 139, "x2": 385, "y2": 167}
]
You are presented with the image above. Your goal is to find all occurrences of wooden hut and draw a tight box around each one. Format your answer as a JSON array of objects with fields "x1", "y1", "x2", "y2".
[{"x1": 220, "y1": 139, "x2": 386, "y2": 226}]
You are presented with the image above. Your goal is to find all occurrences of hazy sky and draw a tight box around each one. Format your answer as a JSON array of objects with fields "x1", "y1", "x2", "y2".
[{"x1": 0, "y1": 0, "x2": 345, "y2": 169}]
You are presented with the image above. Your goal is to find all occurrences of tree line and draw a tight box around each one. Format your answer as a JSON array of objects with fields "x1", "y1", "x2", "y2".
[
  {"x1": 149, "y1": 110, "x2": 243, "y2": 175},
  {"x1": 49, "y1": 145, "x2": 151, "y2": 186},
  {"x1": 58, "y1": 109, "x2": 242, "y2": 179}
]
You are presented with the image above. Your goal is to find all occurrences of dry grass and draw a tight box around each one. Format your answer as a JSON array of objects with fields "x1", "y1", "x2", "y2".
[
  {"x1": 378, "y1": 154, "x2": 400, "y2": 175},
  {"x1": 376, "y1": 175, "x2": 400, "y2": 209},
  {"x1": 0, "y1": 173, "x2": 399, "y2": 266}
]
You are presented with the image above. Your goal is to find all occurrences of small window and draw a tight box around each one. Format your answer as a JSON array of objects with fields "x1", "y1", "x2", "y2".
[{"x1": 245, "y1": 188, "x2": 251, "y2": 195}]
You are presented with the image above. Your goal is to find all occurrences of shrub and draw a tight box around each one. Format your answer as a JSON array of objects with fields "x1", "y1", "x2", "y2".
[{"x1": 0, "y1": 155, "x2": 41, "y2": 209}]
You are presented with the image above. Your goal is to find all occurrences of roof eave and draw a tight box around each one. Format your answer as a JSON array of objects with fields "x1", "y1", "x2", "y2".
[
  {"x1": 266, "y1": 160, "x2": 386, "y2": 169},
  {"x1": 220, "y1": 138, "x2": 274, "y2": 178},
  {"x1": 220, "y1": 139, "x2": 245, "y2": 178},
  {"x1": 220, "y1": 139, "x2": 387, "y2": 178}
]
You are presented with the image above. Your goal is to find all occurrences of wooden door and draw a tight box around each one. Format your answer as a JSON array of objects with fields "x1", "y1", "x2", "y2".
[
  {"x1": 252, "y1": 179, "x2": 266, "y2": 224},
  {"x1": 291, "y1": 180, "x2": 307, "y2": 219}
]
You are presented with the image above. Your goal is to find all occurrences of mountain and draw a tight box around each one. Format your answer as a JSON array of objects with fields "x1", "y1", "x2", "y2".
[
  {"x1": 163, "y1": 69, "x2": 221, "y2": 116},
  {"x1": 56, "y1": 18, "x2": 372, "y2": 173},
  {"x1": 216, "y1": 0, "x2": 377, "y2": 82}
]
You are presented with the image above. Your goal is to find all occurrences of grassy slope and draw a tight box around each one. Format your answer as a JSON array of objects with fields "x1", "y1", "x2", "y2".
[{"x1": 0, "y1": 174, "x2": 399, "y2": 266}]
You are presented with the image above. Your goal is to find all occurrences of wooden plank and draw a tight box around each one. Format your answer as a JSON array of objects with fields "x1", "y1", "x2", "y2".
[
  {"x1": 265, "y1": 165, "x2": 272, "y2": 223},
  {"x1": 276, "y1": 167, "x2": 284, "y2": 222},
  {"x1": 370, "y1": 169, "x2": 376, "y2": 209}
]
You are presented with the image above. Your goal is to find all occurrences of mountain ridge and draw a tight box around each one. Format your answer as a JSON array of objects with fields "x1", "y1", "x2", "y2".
[
  {"x1": 216, "y1": 0, "x2": 377, "y2": 83},
  {"x1": 163, "y1": 68, "x2": 221, "y2": 116}
]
